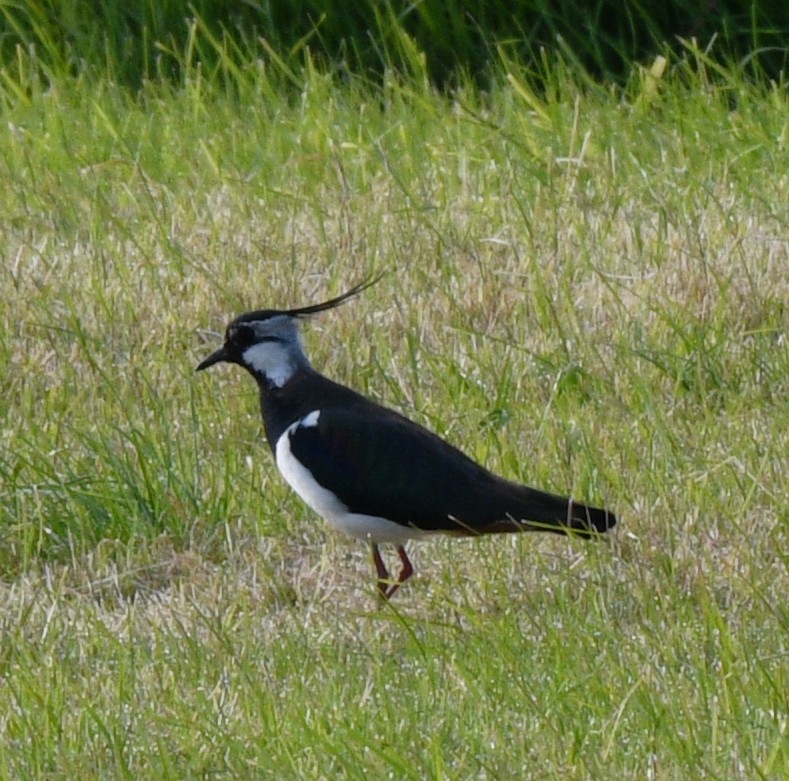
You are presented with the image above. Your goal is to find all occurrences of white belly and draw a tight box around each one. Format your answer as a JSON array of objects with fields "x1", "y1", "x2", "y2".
[{"x1": 274, "y1": 411, "x2": 430, "y2": 544}]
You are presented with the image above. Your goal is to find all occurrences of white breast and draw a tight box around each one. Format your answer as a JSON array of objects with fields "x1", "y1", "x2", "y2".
[{"x1": 274, "y1": 410, "x2": 430, "y2": 544}]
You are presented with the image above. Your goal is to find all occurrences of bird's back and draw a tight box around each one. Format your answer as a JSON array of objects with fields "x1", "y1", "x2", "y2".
[{"x1": 261, "y1": 371, "x2": 615, "y2": 537}]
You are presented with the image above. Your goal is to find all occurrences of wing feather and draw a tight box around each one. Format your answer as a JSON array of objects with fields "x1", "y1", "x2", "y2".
[{"x1": 286, "y1": 407, "x2": 501, "y2": 533}]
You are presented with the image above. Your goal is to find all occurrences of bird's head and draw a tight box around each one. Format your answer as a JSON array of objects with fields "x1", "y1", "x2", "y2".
[{"x1": 196, "y1": 275, "x2": 382, "y2": 388}]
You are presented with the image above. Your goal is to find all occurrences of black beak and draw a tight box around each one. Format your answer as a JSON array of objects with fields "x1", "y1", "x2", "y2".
[{"x1": 196, "y1": 345, "x2": 230, "y2": 372}]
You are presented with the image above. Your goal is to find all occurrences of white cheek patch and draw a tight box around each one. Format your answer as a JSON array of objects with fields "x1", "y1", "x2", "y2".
[{"x1": 242, "y1": 342, "x2": 295, "y2": 387}]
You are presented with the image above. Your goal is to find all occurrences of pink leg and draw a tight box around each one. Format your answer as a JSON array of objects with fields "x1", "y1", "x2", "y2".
[
  {"x1": 372, "y1": 543, "x2": 390, "y2": 598},
  {"x1": 384, "y1": 545, "x2": 413, "y2": 599},
  {"x1": 371, "y1": 544, "x2": 414, "y2": 599}
]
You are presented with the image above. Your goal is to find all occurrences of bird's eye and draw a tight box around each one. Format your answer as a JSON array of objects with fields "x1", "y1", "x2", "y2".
[{"x1": 227, "y1": 324, "x2": 254, "y2": 345}]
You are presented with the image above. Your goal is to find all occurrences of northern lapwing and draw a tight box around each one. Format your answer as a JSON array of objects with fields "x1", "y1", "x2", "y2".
[{"x1": 197, "y1": 277, "x2": 617, "y2": 598}]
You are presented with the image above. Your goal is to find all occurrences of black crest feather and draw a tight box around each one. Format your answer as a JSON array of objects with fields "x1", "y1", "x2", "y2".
[{"x1": 284, "y1": 273, "x2": 384, "y2": 318}]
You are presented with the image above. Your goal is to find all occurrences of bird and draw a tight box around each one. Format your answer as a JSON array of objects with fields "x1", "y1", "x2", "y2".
[{"x1": 196, "y1": 276, "x2": 617, "y2": 599}]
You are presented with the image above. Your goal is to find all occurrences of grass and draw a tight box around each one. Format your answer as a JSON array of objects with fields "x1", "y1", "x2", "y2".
[{"x1": 1, "y1": 40, "x2": 787, "y2": 779}]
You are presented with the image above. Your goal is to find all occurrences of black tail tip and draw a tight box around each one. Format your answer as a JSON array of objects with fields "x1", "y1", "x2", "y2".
[{"x1": 571, "y1": 502, "x2": 617, "y2": 535}]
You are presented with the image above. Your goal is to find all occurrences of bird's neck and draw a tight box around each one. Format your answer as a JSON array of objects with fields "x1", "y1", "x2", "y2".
[
  {"x1": 256, "y1": 368, "x2": 366, "y2": 452},
  {"x1": 256, "y1": 367, "x2": 318, "y2": 449}
]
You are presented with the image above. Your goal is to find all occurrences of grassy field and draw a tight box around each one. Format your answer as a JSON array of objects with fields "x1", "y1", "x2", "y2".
[{"x1": 1, "y1": 41, "x2": 787, "y2": 779}]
